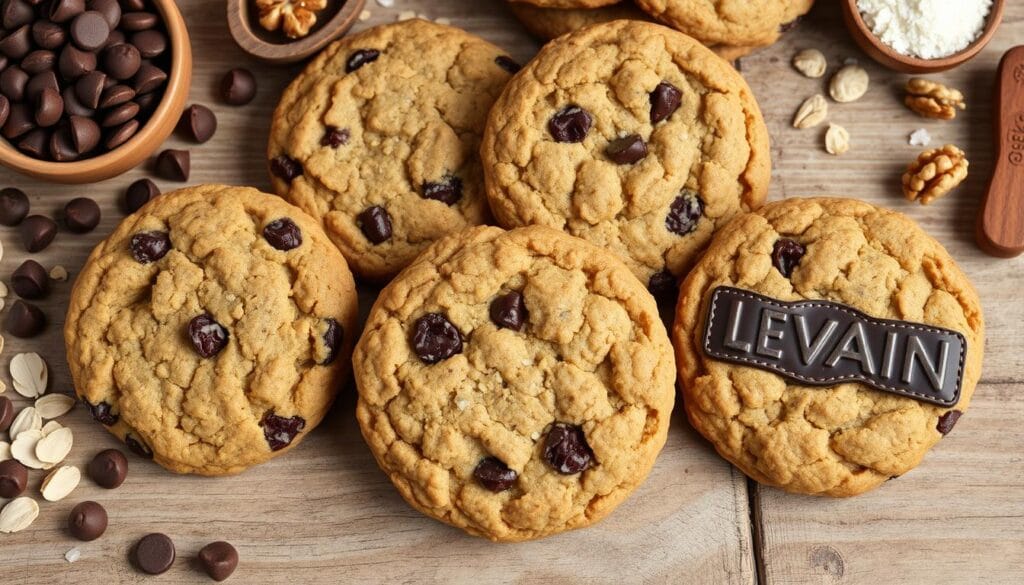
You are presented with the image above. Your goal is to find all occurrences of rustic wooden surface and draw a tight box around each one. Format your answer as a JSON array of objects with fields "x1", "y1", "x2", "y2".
[{"x1": 0, "y1": 1, "x2": 1021, "y2": 584}]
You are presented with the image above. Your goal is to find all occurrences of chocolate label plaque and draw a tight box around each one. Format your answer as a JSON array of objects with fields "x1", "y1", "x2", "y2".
[{"x1": 703, "y1": 287, "x2": 966, "y2": 407}]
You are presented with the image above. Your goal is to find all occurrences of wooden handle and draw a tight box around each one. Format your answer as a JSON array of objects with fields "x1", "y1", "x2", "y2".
[{"x1": 977, "y1": 46, "x2": 1024, "y2": 257}]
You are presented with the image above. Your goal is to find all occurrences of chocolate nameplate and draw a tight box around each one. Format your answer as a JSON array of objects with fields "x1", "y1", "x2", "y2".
[{"x1": 703, "y1": 287, "x2": 966, "y2": 407}]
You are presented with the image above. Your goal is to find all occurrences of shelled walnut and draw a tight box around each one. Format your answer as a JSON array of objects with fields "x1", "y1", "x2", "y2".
[
  {"x1": 905, "y1": 78, "x2": 966, "y2": 120},
  {"x1": 256, "y1": 0, "x2": 328, "y2": 39},
  {"x1": 902, "y1": 144, "x2": 969, "y2": 205}
]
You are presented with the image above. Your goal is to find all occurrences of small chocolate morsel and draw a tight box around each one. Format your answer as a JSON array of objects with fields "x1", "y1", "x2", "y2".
[
  {"x1": 548, "y1": 105, "x2": 593, "y2": 143},
  {"x1": 12, "y1": 259, "x2": 50, "y2": 299},
  {"x1": 70, "y1": 10, "x2": 111, "y2": 51},
  {"x1": 125, "y1": 434, "x2": 153, "y2": 459},
  {"x1": 320, "y1": 126, "x2": 348, "y2": 148},
  {"x1": 103, "y1": 29, "x2": 125, "y2": 49},
  {"x1": 220, "y1": 68, "x2": 256, "y2": 105},
  {"x1": 25, "y1": 70, "x2": 60, "y2": 102},
  {"x1": 771, "y1": 238, "x2": 806, "y2": 278},
  {"x1": 129, "y1": 230, "x2": 171, "y2": 263},
  {"x1": 50, "y1": 0, "x2": 87, "y2": 23},
  {"x1": 104, "y1": 118, "x2": 138, "y2": 149},
  {"x1": 356, "y1": 205, "x2": 391, "y2": 244},
  {"x1": 131, "y1": 62, "x2": 165, "y2": 94},
  {"x1": 320, "y1": 318, "x2": 343, "y2": 365},
  {"x1": 133, "y1": 533, "x2": 176, "y2": 575},
  {"x1": 133, "y1": 90, "x2": 157, "y2": 112},
  {"x1": 0, "y1": 395, "x2": 14, "y2": 432},
  {"x1": 543, "y1": 422, "x2": 595, "y2": 474},
  {"x1": 177, "y1": 104, "x2": 216, "y2": 143},
  {"x1": 261, "y1": 412, "x2": 305, "y2": 451},
  {"x1": 87, "y1": 448, "x2": 128, "y2": 488},
  {"x1": 99, "y1": 100, "x2": 138, "y2": 127},
  {"x1": 650, "y1": 81, "x2": 682, "y2": 124},
  {"x1": 59, "y1": 44, "x2": 97, "y2": 81},
  {"x1": 647, "y1": 269, "x2": 677, "y2": 300},
  {"x1": 69, "y1": 114, "x2": 101, "y2": 153},
  {"x1": 21, "y1": 214, "x2": 58, "y2": 252},
  {"x1": 198, "y1": 542, "x2": 239, "y2": 582},
  {"x1": 155, "y1": 148, "x2": 189, "y2": 181},
  {"x1": 63, "y1": 86, "x2": 96, "y2": 117},
  {"x1": 1, "y1": 0, "x2": 33, "y2": 30},
  {"x1": 0, "y1": 65, "x2": 28, "y2": 101},
  {"x1": 495, "y1": 55, "x2": 522, "y2": 74},
  {"x1": 262, "y1": 218, "x2": 302, "y2": 251},
  {"x1": 473, "y1": 457, "x2": 518, "y2": 492},
  {"x1": 0, "y1": 24, "x2": 31, "y2": 60},
  {"x1": 89, "y1": 0, "x2": 121, "y2": 28},
  {"x1": 64, "y1": 196, "x2": 101, "y2": 232},
  {"x1": 269, "y1": 155, "x2": 302, "y2": 182},
  {"x1": 0, "y1": 459, "x2": 29, "y2": 498},
  {"x1": 119, "y1": 11, "x2": 156, "y2": 31},
  {"x1": 345, "y1": 48, "x2": 379, "y2": 73},
  {"x1": 102, "y1": 42, "x2": 141, "y2": 80},
  {"x1": 50, "y1": 125, "x2": 80, "y2": 162},
  {"x1": 21, "y1": 50, "x2": 56, "y2": 75},
  {"x1": 33, "y1": 21, "x2": 67, "y2": 50},
  {"x1": 122, "y1": 0, "x2": 145, "y2": 11},
  {"x1": 130, "y1": 29, "x2": 166, "y2": 58},
  {"x1": 665, "y1": 191, "x2": 703, "y2": 236},
  {"x1": 188, "y1": 313, "x2": 229, "y2": 358},
  {"x1": 76, "y1": 70, "x2": 107, "y2": 108},
  {"x1": 489, "y1": 291, "x2": 527, "y2": 331},
  {"x1": 98, "y1": 83, "x2": 134, "y2": 108},
  {"x1": 0, "y1": 187, "x2": 30, "y2": 225},
  {"x1": 34, "y1": 87, "x2": 64, "y2": 127},
  {"x1": 68, "y1": 501, "x2": 108, "y2": 541},
  {"x1": 937, "y1": 410, "x2": 963, "y2": 435},
  {"x1": 5, "y1": 300, "x2": 46, "y2": 337},
  {"x1": 2, "y1": 103, "x2": 33, "y2": 138},
  {"x1": 88, "y1": 401, "x2": 119, "y2": 426},
  {"x1": 422, "y1": 176, "x2": 462, "y2": 205},
  {"x1": 606, "y1": 134, "x2": 648, "y2": 165},
  {"x1": 17, "y1": 128, "x2": 49, "y2": 158},
  {"x1": 124, "y1": 178, "x2": 158, "y2": 212},
  {"x1": 411, "y1": 313, "x2": 463, "y2": 364}
]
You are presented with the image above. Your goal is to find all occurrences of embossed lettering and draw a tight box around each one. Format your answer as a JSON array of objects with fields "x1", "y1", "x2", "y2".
[
  {"x1": 756, "y1": 310, "x2": 788, "y2": 359},
  {"x1": 826, "y1": 322, "x2": 876, "y2": 375},
  {"x1": 903, "y1": 335, "x2": 951, "y2": 391},
  {"x1": 724, "y1": 299, "x2": 752, "y2": 353},
  {"x1": 794, "y1": 314, "x2": 839, "y2": 366}
]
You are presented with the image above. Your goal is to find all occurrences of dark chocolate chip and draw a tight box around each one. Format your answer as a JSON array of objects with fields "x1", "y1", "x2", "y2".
[
  {"x1": 606, "y1": 134, "x2": 647, "y2": 165},
  {"x1": 32, "y1": 21, "x2": 66, "y2": 50},
  {"x1": 771, "y1": 238, "x2": 806, "y2": 278},
  {"x1": 87, "y1": 448, "x2": 127, "y2": 488},
  {"x1": 129, "y1": 230, "x2": 171, "y2": 263},
  {"x1": 261, "y1": 412, "x2": 306, "y2": 451},
  {"x1": 0, "y1": 187, "x2": 29, "y2": 225},
  {"x1": 130, "y1": 61, "x2": 165, "y2": 94},
  {"x1": 133, "y1": 533, "x2": 175, "y2": 575},
  {"x1": 0, "y1": 395, "x2": 13, "y2": 433},
  {"x1": 489, "y1": 291, "x2": 527, "y2": 331},
  {"x1": 119, "y1": 10, "x2": 156, "y2": 31},
  {"x1": 548, "y1": 105, "x2": 593, "y2": 143},
  {"x1": 0, "y1": 65, "x2": 28, "y2": 101},
  {"x1": 50, "y1": 125, "x2": 80, "y2": 161},
  {"x1": 356, "y1": 205, "x2": 391, "y2": 244},
  {"x1": 70, "y1": 10, "x2": 110, "y2": 50},
  {"x1": 69, "y1": 114, "x2": 101, "y2": 152},
  {"x1": 25, "y1": 70, "x2": 60, "y2": 102},
  {"x1": 88, "y1": 400, "x2": 119, "y2": 426},
  {"x1": 123, "y1": 177, "x2": 157, "y2": 212},
  {"x1": 155, "y1": 148, "x2": 189, "y2": 181},
  {"x1": 20, "y1": 214, "x2": 57, "y2": 252},
  {"x1": 104, "y1": 118, "x2": 138, "y2": 149},
  {"x1": 0, "y1": 459, "x2": 28, "y2": 498},
  {"x1": 88, "y1": 0, "x2": 121, "y2": 28},
  {"x1": 936, "y1": 409, "x2": 962, "y2": 435},
  {"x1": 177, "y1": 103, "x2": 216, "y2": 143},
  {"x1": 102, "y1": 42, "x2": 140, "y2": 79},
  {"x1": 650, "y1": 81, "x2": 682, "y2": 124},
  {"x1": 647, "y1": 269, "x2": 677, "y2": 299},
  {"x1": 121, "y1": 0, "x2": 145, "y2": 11},
  {"x1": 58, "y1": 44, "x2": 97, "y2": 80},
  {"x1": 188, "y1": 313, "x2": 229, "y2": 358},
  {"x1": 68, "y1": 501, "x2": 107, "y2": 541},
  {"x1": 665, "y1": 190, "x2": 703, "y2": 236},
  {"x1": 12, "y1": 259, "x2": 50, "y2": 299},
  {"x1": 5, "y1": 300, "x2": 46, "y2": 337},
  {"x1": 220, "y1": 68, "x2": 256, "y2": 105},
  {"x1": 198, "y1": 541, "x2": 239, "y2": 582},
  {"x1": 17, "y1": 127, "x2": 49, "y2": 158},
  {"x1": 75, "y1": 70, "x2": 107, "y2": 108},
  {"x1": 124, "y1": 433, "x2": 152, "y2": 458},
  {"x1": 21, "y1": 50, "x2": 56, "y2": 75},
  {"x1": 2, "y1": 102, "x2": 33, "y2": 138},
  {"x1": 130, "y1": 28, "x2": 165, "y2": 58},
  {"x1": 495, "y1": 55, "x2": 521, "y2": 74},
  {"x1": 1, "y1": 0, "x2": 34, "y2": 30},
  {"x1": 50, "y1": 0, "x2": 86, "y2": 23},
  {"x1": 34, "y1": 87, "x2": 64, "y2": 127},
  {"x1": 98, "y1": 83, "x2": 134, "y2": 108},
  {"x1": 320, "y1": 126, "x2": 348, "y2": 148},
  {"x1": 473, "y1": 457, "x2": 517, "y2": 492},
  {"x1": 543, "y1": 422, "x2": 594, "y2": 474},
  {"x1": 269, "y1": 154, "x2": 302, "y2": 182},
  {"x1": 262, "y1": 218, "x2": 302, "y2": 251},
  {"x1": 345, "y1": 48, "x2": 379, "y2": 73},
  {"x1": 422, "y1": 176, "x2": 462, "y2": 205},
  {"x1": 63, "y1": 86, "x2": 96, "y2": 117},
  {"x1": 64, "y1": 196, "x2": 100, "y2": 232},
  {"x1": 320, "y1": 318, "x2": 342, "y2": 365},
  {"x1": 0, "y1": 24, "x2": 31, "y2": 60},
  {"x1": 133, "y1": 88, "x2": 157, "y2": 112},
  {"x1": 99, "y1": 99, "x2": 138, "y2": 127},
  {"x1": 411, "y1": 312, "x2": 463, "y2": 364}
]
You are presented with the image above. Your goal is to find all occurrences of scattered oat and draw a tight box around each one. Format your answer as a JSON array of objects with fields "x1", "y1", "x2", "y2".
[
  {"x1": 905, "y1": 78, "x2": 966, "y2": 120},
  {"x1": 829, "y1": 65, "x2": 870, "y2": 103},
  {"x1": 35, "y1": 394, "x2": 76, "y2": 419},
  {"x1": 41, "y1": 465, "x2": 81, "y2": 502},
  {"x1": 65, "y1": 548, "x2": 81, "y2": 563},
  {"x1": 8, "y1": 406, "x2": 42, "y2": 441},
  {"x1": 0, "y1": 497, "x2": 39, "y2": 533},
  {"x1": 793, "y1": 94, "x2": 829, "y2": 129},
  {"x1": 11, "y1": 352, "x2": 48, "y2": 398},
  {"x1": 792, "y1": 49, "x2": 827, "y2": 78},
  {"x1": 909, "y1": 128, "x2": 932, "y2": 147},
  {"x1": 903, "y1": 144, "x2": 969, "y2": 205},
  {"x1": 825, "y1": 124, "x2": 851, "y2": 155},
  {"x1": 359, "y1": 9, "x2": 371, "y2": 21},
  {"x1": 49, "y1": 265, "x2": 68, "y2": 281}
]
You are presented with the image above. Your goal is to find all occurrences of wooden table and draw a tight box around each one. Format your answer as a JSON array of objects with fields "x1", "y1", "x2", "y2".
[{"x1": 1, "y1": 1, "x2": 1021, "y2": 583}]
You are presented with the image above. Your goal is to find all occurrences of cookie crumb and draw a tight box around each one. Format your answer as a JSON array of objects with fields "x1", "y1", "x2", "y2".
[
  {"x1": 435, "y1": 17, "x2": 451, "y2": 26},
  {"x1": 530, "y1": 431, "x2": 541, "y2": 441},
  {"x1": 49, "y1": 266, "x2": 68, "y2": 281},
  {"x1": 359, "y1": 9, "x2": 371, "y2": 21},
  {"x1": 909, "y1": 128, "x2": 932, "y2": 147}
]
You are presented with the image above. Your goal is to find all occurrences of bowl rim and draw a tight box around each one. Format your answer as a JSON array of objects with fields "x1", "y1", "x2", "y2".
[{"x1": 0, "y1": 0, "x2": 191, "y2": 180}]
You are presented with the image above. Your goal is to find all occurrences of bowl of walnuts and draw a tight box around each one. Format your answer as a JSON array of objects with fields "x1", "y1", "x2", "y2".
[{"x1": 227, "y1": 0, "x2": 367, "y2": 64}]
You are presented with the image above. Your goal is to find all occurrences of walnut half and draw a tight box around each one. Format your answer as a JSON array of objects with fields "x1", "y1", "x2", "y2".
[
  {"x1": 256, "y1": 0, "x2": 327, "y2": 40},
  {"x1": 902, "y1": 144, "x2": 969, "y2": 205},
  {"x1": 905, "y1": 78, "x2": 966, "y2": 120}
]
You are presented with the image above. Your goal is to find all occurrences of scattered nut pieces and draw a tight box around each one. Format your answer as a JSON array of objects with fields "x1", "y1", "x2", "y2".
[
  {"x1": 0, "y1": 497, "x2": 39, "y2": 533},
  {"x1": 830, "y1": 65, "x2": 870, "y2": 103},
  {"x1": 793, "y1": 94, "x2": 829, "y2": 129},
  {"x1": 256, "y1": 0, "x2": 328, "y2": 39},
  {"x1": 11, "y1": 429, "x2": 50, "y2": 469},
  {"x1": 792, "y1": 48, "x2": 827, "y2": 78},
  {"x1": 41, "y1": 465, "x2": 81, "y2": 502},
  {"x1": 825, "y1": 124, "x2": 850, "y2": 155},
  {"x1": 8, "y1": 406, "x2": 42, "y2": 441},
  {"x1": 902, "y1": 144, "x2": 969, "y2": 205},
  {"x1": 0, "y1": 441, "x2": 10, "y2": 461},
  {"x1": 49, "y1": 266, "x2": 68, "y2": 281},
  {"x1": 41, "y1": 420, "x2": 63, "y2": 436},
  {"x1": 35, "y1": 427, "x2": 73, "y2": 464},
  {"x1": 11, "y1": 352, "x2": 48, "y2": 398},
  {"x1": 905, "y1": 78, "x2": 966, "y2": 120},
  {"x1": 35, "y1": 394, "x2": 76, "y2": 419}
]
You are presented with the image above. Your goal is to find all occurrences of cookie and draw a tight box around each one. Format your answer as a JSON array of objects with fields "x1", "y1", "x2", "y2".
[
  {"x1": 268, "y1": 19, "x2": 518, "y2": 281},
  {"x1": 510, "y1": 0, "x2": 621, "y2": 8},
  {"x1": 673, "y1": 197, "x2": 984, "y2": 497},
  {"x1": 481, "y1": 20, "x2": 770, "y2": 296},
  {"x1": 354, "y1": 225, "x2": 676, "y2": 541},
  {"x1": 634, "y1": 0, "x2": 815, "y2": 47},
  {"x1": 65, "y1": 185, "x2": 359, "y2": 476}
]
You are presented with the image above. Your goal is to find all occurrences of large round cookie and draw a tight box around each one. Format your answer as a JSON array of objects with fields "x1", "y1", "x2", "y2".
[
  {"x1": 268, "y1": 19, "x2": 518, "y2": 281},
  {"x1": 634, "y1": 0, "x2": 815, "y2": 47},
  {"x1": 354, "y1": 226, "x2": 676, "y2": 541},
  {"x1": 65, "y1": 185, "x2": 359, "y2": 476},
  {"x1": 481, "y1": 20, "x2": 770, "y2": 294},
  {"x1": 673, "y1": 198, "x2": 984, "y2": 497}
]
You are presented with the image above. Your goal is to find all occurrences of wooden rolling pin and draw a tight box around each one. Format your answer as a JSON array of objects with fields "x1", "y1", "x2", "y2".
[{"x1": 977, "y1": 46, "x2": 1024, "y2": 257}]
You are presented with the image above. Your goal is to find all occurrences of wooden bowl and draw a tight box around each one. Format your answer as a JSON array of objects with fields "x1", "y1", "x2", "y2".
[
  {"x1": 841, "y1": 0, "x2": 1005, "y2": 73},
  {"x1": 0, "y1": 0, "x2": 192, "y2": 184},
  {"x1": 227, "y1": 0, "x2": 366, "y2": 65}
]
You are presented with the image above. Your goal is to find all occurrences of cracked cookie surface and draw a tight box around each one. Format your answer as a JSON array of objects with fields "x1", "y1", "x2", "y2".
[
  {"x1": 268, "y1": 19, "x2": 517, "y2": 281},
  {"x1": 481, "y1": 20, "x2": 770, "y2": 293},
  {"x1": 354, "y1": 225, "x2": 676, "y2": 541},
  {"x1": 65, "y1": 185, "x2": 359, "y2": 476},
  {"x1": 634, "y1": 0, "x2": 816, "y2": 47},
  {"x1": 510, "y1": 0, "x2": 622, "y2": 9},
  {"x1": 673, "y1": 197, "x2": 984, "y2": 497}
]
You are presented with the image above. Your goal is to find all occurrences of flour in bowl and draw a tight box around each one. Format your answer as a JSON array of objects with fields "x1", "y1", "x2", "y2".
[{"x1": 858, "y1": 0, "x2": 993, "y2": 60}]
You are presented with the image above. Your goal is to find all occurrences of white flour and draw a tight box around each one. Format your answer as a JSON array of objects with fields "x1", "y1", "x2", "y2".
[{"x1": 858, "y1": 0, "x2": 993, "y2": 60}]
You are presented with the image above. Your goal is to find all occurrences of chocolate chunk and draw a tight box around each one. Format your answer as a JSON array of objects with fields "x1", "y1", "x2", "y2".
[
  {"x1": 87, "y1": 448, "x2": 128, "y2": 488},
  {"x1": 64, "y1": 196, "x2": 100, "y2": 232},
  {"x1": 647, "y1": 269, "x2": 677, "y2": 299},
  {"x1": 189, "y1": 313, "x2": 229, "y2": 358},
  {"x1": 12, "y1": 259, "x2": 50, "y2": 299},
  {"x1": 125, "y1": 433, "x2": 152, "y2": 458},
  {"x1": 495, "y1": 55, "x2": 521, "y2": 74},
  {"x1": 133, "y1": 533, "x2": 175, "y2": 575},
  {"x1": 356, "y1": 205, "x2": 391, "y2": 244},
  {"x1": 2, "y1": 102, "x2": 33, "y2": 138},
  {"x1": 489, "y1": 291, "x2": 527, "y2": 331},
  {"x1": 936, "y1": 409, "x2": 962, "y2": 435},
  {"x1": 0, "y1": 459, "x2": 28, "y2": 498},
  {"x1": 119, "y1": 10, "x2": 156, "y2": 31},
  {"x1": 25, "y1": 70, "x2": 60, "y2": 102},
  {"x1": 98, "y1": 83, "x2": 134, "y2": 108},
  {"x1": 606, "y1": 134, "x2": 647, "y2": 165},
  {"x1": 543, "y1": 423, "x2": 594, "y2": 474},
  {"x1": 88, "y1": 400, "x2": 119, "y2": 426},
  {"x1": 1, "y1": 0, "x2": 33, "y2": 30},
  {"x1": 104, "y1": 118, "x2": 138, "y2": 149},
  {"x1": 665, "y1": 190, "x2": 703, "y2": 236},
  {"x1": 177, "y1": 103, "x2": 216, "y2": 143},
  {"x1": 0, "y1": 395, "x2": 13, "y2": 432},
  {"x1": 771, "y1": 238, "x2": 805, "y2": 278},
  {"x1": 33, "y1": 21, "x2": 67, "y2": 50},
  {"x1": 131, "y1": 61, "x2": 165, "y2": 94},
  {"x1": 198, "y1": 542, "x2": 239, "y2": 582},
  {"x1": 70, "y1": 10, "x2": 110, "y2": 50},
  {"x1": 63, "y1": 86, "x2": 95, "y2": 117},
  {"x1": 124, "y1": 178, "x2": 157, "y2": 212},
  {"x1": 22, "y1": 50, "x2": 56, "y2": 75},
  {"x1": 89, "y1": 0, "x2": 121, "y2": 28},
  {"x1": 21, "y1": 214, "x2": 58, "y2": 252},
  {"x1": 422, "y1": 176, "x2": 462, "y2": 205},
  {"x1": 0, "y1": 187, "x2": 30, "y2": 225},
  {"x1": 0, "y1": 65, "x2": 28, "y2": 101},
  {"x1": 17, "y1": 128, "x2": 49, "y2": 158},
  {"x1": 130, "y1": 28, "x2": 165, "y2": 58},
  {"x1": 320, "y1": 126, "x2": 348, "y2": 148},
  {"x1": 75, "y1": 70, "x2": 107, "y2": 108},
  {"x1": 263, "y1": 218, "x2": 302, "y2": 251},
  {"x1": 473, "y1": 457, "x2": 517, "y2": 492},
  {"x1": 155, "y1": 148, "x2": 189, "y2": 181},
  {"x1": 50, "y1": 124, "x2": 80, "y2": 161},
  {"x1": 50, "y1": 0, "x2": 86, "y2": 22},
  {"x1": 68, "y1": 501, "x2": 108, "y2": 541},
  {"x1": 0, "y1": 24, "x2": 31, "y2": 60},
  {"x1": 129, "y1": 230, "x2": 171, "y2": 263},
  {"x1": 220, "y1": 68, "x2": 256, "y2": 105},
  {"x1": 548, "y1": 105, "x2": 593, "y2": 143},
  {"x1": 103, "y1": 42, "x2": 140, "y2": 79},
  {"x1": 345, "y1": 48, "x2": 379, "y2": 73},
  {"x1": 269, "y1": 154, "x2": 302, "y2": 182},
  {"x1": 69, "y1": 114, "x2": 101, "y2": 152},
  {"x1": 99, "y1": 100, "x2": 138, "y2": 127},
  {"x1": 5, "y1": 300, "x2": 46, "y2": 337},
  {"x1": 58, "y1": 44, "x2": 97, "y2": 80},
  {"x1": 411, "y1": 313, "x2": 463, "y2": 364},
  {"x1": 650, "y1": 82, "x2": 682, "y2": 124},
  {"x1": 320, "y1": 318, "x2": 343, "y2": 365},
  {"x1": 34, "y1": 87, "x2": 64, "y2": 127},
  {"x1": 261, "y1": 412, "x2": 305, "y2": 451}
]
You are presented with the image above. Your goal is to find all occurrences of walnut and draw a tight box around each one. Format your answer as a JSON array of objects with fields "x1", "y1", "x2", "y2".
[
  {"x1": 902, "y1": 144, "x2": 969, "y2": 205},
  {"x1": 256, "y1": 0, "x2": 327, "y2": 39},
  {"x1": 905, "y1": 78, "x2": 966, "y2": 120}
]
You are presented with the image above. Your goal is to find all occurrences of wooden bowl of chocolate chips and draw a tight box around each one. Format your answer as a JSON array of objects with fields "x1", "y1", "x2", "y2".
[{"x1": 0, "y1": 0, "x2": 192, "y2": 184}]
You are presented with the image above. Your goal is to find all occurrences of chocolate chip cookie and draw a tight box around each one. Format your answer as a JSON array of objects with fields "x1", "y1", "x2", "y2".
[
  {"x1": 65, "y1": 185, "x2": 359, "y2": 476},
  {"x1": 673, "y1": 197, "x2": 984, "y2": 497},
  {"x1": 268, "y1": 19, "x2": 518, "y2": 281},
  {"x1": 354, "y1": 226, "x2": 677, "y2": 541},
  {"x1": 481, "y1": 20, "x2": 771, "y2": 296},
  {"x1": 635, "y1": 0, "x2": 815, "y2": 47}
]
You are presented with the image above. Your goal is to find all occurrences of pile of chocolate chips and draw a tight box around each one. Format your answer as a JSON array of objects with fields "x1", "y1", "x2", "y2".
[{"x1": 0, "y1": 0, "x2": 171, "y2": 161}]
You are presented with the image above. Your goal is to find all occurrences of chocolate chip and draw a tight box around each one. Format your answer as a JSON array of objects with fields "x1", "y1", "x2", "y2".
[
  {"x1": 89, "y1": 0, "x2": 121, "y2": 28},
  {"x1": 422, "y1": 176, "x2": 462, "y2": 205},
  {"x1": 0, "y1": 459, "x2": 28, "y2": 498},
  {"x1": 33, "y1": 21, "x2": 66, "y2": 50},
  {"x1": 133, "y1": 88, "x2": 157, "y2": 112},
  {"x1": 50, "y1": 124, "x2": 79, "y2": 161},
  {"x1": 130, "y1": 28, "x2": 165, "y2": 58},
  {"x1": 63, "y1": 86, "x2": 95, "y2": 117},
  {"x1": 50, "y1": 0, "x2": 86, "y2": 23},
  {"x1": 20, "y1": 214, "x2": 57, "y2": 251},
  {"x1": 320, "y1": 126, "x2": 348, "y2": 148},
  {"x1": 411, "y1": 313, "x2": 463, "y2": 364},
  {"x1": 26, "y1": 70, "x2": 59, "y2": 102},
  {"x1": 548, "y1": 105, "x2": 593, "y2": 143},
  {"x1": 129, "y1": 230, "x2": 171, "y2": 263},
  {"x1": 12, "y1": 259, "x2": 49, "y2": 299},
  {"x1": 69, "y1": 114, "x2": 100, "y2": 152},
  {"x1": 320, "y1": 318, "x2": 342, "y2": 365},
  {"x1": 0, "y1": 395, "x2": 13, "y2": 433},
  {"x1": 936, "y1": 409, "x2": 962, "y2": 435},
  {"x1": 198, "y1": 541, "x2": 239, "y2": 582},
  {"x1": 1, "y1": 0, "x2": 33, "y2": 30},
  {"x1": 0, "y1": 24, "x2": 31, "y2": 60},
  {"x1": 121, "y1": 0, "x2": 145, "y2": 10},
  {"x1": 647, "y1": 269, "x2": 677, "y2": 299},
  {"x1": 99, "y1": 99, "x2": 137, "y2": 127},
  {"x1": 68, "y1": 501, "x2": 107, "y2": 541},
  {"x1": 125, "y1": 433, "x2": 152, "y2": 458},
  {"x1": 2, "y1": 102, "x2": 33, "y2": 138},
  {"x1": 263, "y1": 218, "x2": 302, "y2": 251},
  {"x1": 606, "y1": 134, "x2": 647, "y2": 165},
  {"x1": 17, "y1": 127, "x2": 49, "y2": 157},
  {"x1": 22, "y1": 50, "x2": 56, "y2": 75},
  {"x1": 124, "y1": 177, "x2": 157, "y2": 212},
  {"x1": 489, "y1": 291, "x2": 527, "y2": 331},
  {"x1": 188, "y1": 313, "x2": 229, "y2": 358},
  {"x1": 543, "y1": 423, "x2": 594, "y2": 474},
  {"x1": 104, "y1": 118, "x2": 137, "y2": 149},
  {"x1": 346, "y1": 48, "x2": 379, "y2": 73},
  {"x1": 70, "y1": 10, "x2": 110, "y2": 50},
  {"x1": 0, "y1": 187, "x2": 30, "y2": 225},
  {"x1": 495, "y1": 55, "x2": 521, "y2": 74},
  {"x1": 119, "y1": 10, "x2": 156, "y2": 31},
  {"x1": 75, "y1": 70, "x2": 106, "y2": 108},
  {"x1": 650, "y1": 82, "x2": 682, "y2": 124},
  {"x1": 270, "y1": 154, "x2": 302, "y2": 182},
  {"x1": 261, "y1": 412, "x2": 305, "y2": 451},
  {"x1": 0, "y1": 65, "x2": 28, "y2": 101},
  {"x1": 64, "y1": 196, "x2": 100, "y2": 232},
  {"x1": 133, "y1": 533, "x2": 175, "y2": 575},
  {"x1": 5, "y1": 300, "x2": 46, "y2": 337},
  {"x1": 771, "y1": 238, "x2": 806, "y2": 278},
  {"x1": 58, "y1": 44, "x2": 96, "y2": 80},
  {"x1": 98, "y1": 83, "x2": 134, "y2": 108},
  {"x1": 665, "y1": 190, "x2": 703, "y2": 236},
  {"x1": 131, "y1": 61, "x2": 165, "y2": 94},
  {"x1": 356, "y1": 205, "x2": 391, "y2": 244},
  {"x1": 220, "y1": 68, "x2": 256, "y2": 105},
  {"x1": 155, "y1": 148, "x2": 189, "y2": 181},
  {"x1": 473, "y1": 457, "x2": 517, "y2": 492},
  {"x1": 177, "y1": 103, "x2": 216, "y2": 143},
  {"x1": 87, "y1": 448, "x2": 127, "y2": 488},
  {"x1": 102, "y1": 42, "x2": 140, "y2": 79}
]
